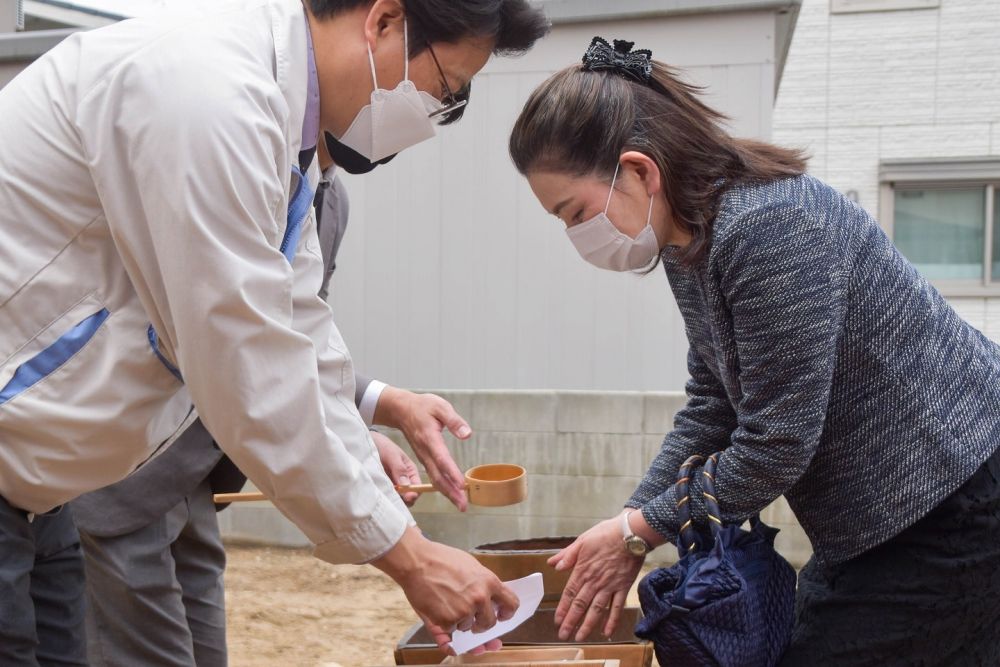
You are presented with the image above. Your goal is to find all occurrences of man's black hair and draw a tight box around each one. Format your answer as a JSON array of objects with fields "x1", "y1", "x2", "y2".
[{"x1": 308, "y1": 0, "x2": 550, "y2": 123}]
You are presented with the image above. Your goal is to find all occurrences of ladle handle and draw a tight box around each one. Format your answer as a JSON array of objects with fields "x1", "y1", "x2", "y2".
[
  {"x1": 216, "y1": 480, "x2": 476, "y2": 503},
  {"x1": 214, "y1": 486, "x2": 445, "y2": 503},
  {"x1": 214, "y1": 492, "x2": 265, "y2": 503},
  {"x1": 394, "y1": 482, "x2": 469, "y2": 494}
]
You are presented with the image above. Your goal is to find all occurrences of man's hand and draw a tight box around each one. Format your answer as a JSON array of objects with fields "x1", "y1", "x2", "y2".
[
  {"x1": 373, "y1": 387, "x2": 472, "y2": 511},
  {"x1": 421, "y1": 617, "x2": 503, "y2": 656},
  {"x1": 371, "y1": 430, "x2": 422, "y2": 506},
  {"x1": 373, "y1": 527, "x2": 520, "y2": 640}
]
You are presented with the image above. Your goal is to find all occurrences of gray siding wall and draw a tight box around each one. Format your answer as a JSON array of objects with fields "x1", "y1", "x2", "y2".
[{"x1": 329, "y1": 10, "x2": 785, "y2": 392}]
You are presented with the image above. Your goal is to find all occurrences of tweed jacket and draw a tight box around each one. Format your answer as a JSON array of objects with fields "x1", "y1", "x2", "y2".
[{"x1": 628, "y1": 174, "x2": 1000, "y2": 566}]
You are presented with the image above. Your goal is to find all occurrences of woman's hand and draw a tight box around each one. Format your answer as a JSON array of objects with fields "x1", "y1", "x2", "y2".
[{"x1": 548, "y1": 512, "x2": 645, "y2": 641}]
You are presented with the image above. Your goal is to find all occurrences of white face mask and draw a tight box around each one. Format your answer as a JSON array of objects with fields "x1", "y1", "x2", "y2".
[
  {"x1": 566, "y1": 164, "x2": 660, "y2": 271},
  {"x1": 337, "y1": 19, "x2": 445, "y2": 162}
]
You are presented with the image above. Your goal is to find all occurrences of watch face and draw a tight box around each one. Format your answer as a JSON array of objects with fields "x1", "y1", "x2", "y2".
[{"x1": 626, "y1": 536, "x2": 648, "y2": 556}]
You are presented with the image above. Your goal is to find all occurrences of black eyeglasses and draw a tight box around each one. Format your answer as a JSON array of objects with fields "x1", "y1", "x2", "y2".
[{"x1": 426, "y1": 43, "x2": 468, "y2": 121}]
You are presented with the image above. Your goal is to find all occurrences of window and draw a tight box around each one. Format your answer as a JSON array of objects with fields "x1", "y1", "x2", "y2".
[
  {"x1": 893, "y1": 187, "x2": 985, "y2": 281},
  {"x1": 880, "y1": 159, "x2": 1000, "y2": 296},
  {"x1": 831, "y1": 0, "x2": 939, "y2": 13},
  {"x1": 994, "y1": 189, "x2": 1000, "y2": 283}
]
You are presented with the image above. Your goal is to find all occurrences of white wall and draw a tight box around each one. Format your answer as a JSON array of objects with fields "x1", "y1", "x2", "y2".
[
  {"x1": 772, "y1": 0, "x2": 1000, "y2": 341},
  {"x1": 329, "y1": 10, "x2": 787, "y2": 391}
]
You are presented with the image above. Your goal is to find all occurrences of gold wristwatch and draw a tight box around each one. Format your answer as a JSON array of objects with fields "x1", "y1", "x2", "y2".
[{"x1": 622, "y1": 510, "x2": 652, "y2": 557}]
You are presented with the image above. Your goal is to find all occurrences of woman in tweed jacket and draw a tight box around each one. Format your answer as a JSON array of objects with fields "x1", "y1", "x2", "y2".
[{"x1": 508, "y1": 38, "x2": 1000, "y2": 665}]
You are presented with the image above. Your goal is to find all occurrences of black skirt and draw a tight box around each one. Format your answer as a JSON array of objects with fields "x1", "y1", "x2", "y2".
[{"x1": 779, "y1": 445, "x2": 1000, "y2": 667}]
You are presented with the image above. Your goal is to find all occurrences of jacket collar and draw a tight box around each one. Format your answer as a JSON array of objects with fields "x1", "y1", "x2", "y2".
[{"x1": 268, "y1": 0, "x2": 311, "y2": 173}]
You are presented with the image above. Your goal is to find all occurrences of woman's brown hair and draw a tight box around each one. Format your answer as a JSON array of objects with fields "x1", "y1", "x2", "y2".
[{"x1": 508, "y1": 58, "x2": 808, "y2": 265}]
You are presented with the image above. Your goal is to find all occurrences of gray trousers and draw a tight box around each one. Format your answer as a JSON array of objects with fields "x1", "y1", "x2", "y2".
[
  {"x1": 79, "y1": 478, "x2": 227, "y2": 667},
  {"x1": 0, "y1": 499, "x2": 87, "y2": 667}
]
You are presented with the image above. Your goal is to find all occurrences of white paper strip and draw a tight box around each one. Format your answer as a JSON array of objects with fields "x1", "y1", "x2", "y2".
[{"x1": 449, "y1": 572, "x2": 544, "y2": 655}]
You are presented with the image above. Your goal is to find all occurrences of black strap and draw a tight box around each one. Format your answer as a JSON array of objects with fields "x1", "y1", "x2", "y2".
[
  {"x1": 312, "y1": 178, "x2": 330, "y2": 235},
  {"x1": 298, "y1": 146, "x2": 316, "y2": 173}
]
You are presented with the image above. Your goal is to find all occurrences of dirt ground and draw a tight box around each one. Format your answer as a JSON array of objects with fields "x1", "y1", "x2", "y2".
[
  {"x1": 224, "y1": 543, "x2": 654, "y2": 667},
  {"x1": 225, "y1": 544, "x2": 417, "y2": 666}
]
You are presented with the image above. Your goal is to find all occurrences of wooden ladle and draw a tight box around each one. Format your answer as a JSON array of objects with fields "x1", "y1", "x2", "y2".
[{"x1": 213, "y1": 463, "x2": 528, "y2": 508}]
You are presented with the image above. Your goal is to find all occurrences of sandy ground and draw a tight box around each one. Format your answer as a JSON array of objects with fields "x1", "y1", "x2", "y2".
[
  {"x1": 225, "y1": 544, "x2": 417, "y2": 667},
  {"x1": 224, "y1": 543, "x2": 655, "y2": 667}
]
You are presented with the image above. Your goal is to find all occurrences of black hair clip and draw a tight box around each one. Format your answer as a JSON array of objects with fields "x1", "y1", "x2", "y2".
[{"x1": 581, "y1": 37, "x2": 653, "y2": 84}]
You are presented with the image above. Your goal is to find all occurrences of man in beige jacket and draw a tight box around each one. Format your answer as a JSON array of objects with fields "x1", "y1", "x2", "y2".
[{"x1": 0, "y1": 0, "x2": 548, "y2": 661}]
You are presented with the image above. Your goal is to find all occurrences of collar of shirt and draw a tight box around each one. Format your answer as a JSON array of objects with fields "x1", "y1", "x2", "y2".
[{"x1": 301, "y1": 6, "x2": 321, "y2": 159}]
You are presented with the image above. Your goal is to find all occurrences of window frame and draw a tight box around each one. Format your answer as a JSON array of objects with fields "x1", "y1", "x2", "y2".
[{"x1": 879, "y1": 158, "x2": 1000, "y2": 298}]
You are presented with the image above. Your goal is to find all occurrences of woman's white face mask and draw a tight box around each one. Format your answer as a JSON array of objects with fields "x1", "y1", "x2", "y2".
[
  {"x1": 337, "y1": 19, "x2": 445, "y2": 162},
  {"x1": 566, "y1": 164, "x2": 660, "y2": 272}
]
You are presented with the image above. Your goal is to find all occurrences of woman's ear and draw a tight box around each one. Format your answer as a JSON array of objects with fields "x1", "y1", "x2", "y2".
[
  {"x1": 364, "y1": 0, "x2": 405, "y2": 47},
  {"x1": 619, "y1": 150, "x2": 662, "y2": 198}
]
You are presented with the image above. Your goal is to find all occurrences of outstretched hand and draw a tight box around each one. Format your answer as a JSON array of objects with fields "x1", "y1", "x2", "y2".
[
  {"x1": 547, "y1": 513, "x2": 645, "y2": 641},
  {"x1": 374, "y1": 387, "x2": 473, "y2": 511},
  {"x1": 373, "y1": 528, "x2": 520, "y2": 648}
]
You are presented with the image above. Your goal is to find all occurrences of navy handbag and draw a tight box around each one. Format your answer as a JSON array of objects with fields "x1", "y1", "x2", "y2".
[{"x1": 634, "y1": 453, "x2": 797, "y2": 667}]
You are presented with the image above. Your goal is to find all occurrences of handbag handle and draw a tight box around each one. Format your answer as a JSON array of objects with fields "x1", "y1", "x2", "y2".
[{"x1": 675, "y1": 452, "x2": 723, "y2": 553}]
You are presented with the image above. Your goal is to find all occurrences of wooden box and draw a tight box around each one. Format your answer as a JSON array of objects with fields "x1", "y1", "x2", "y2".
[
  {"x1": 394, "y1": 608, "x2": 653, "y2": 667},
  {"x1": 469, "y1": 538, "x2": 575, "y2": 609},
  {"x1": 441, "y1": 648, "x2": 583, "y2": 663},
  {"x1": 375, "y1": 660, "x2": 616, "y2": 667}
]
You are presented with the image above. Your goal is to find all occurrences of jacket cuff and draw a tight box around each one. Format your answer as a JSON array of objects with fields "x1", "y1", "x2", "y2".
[
  {"x1": 639, "y1": 474, "x2": 708, "y2": 547},
  {"x1": 384, "y1": 478, "x2": 418, "y2": 528},
  {"x1": 312, "y1": 492, "x2": 408, "y2": 565}
]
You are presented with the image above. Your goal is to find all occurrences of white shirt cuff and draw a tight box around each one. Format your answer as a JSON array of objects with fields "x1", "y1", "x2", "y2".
[{"x1": 358, "y1": 380, "x2": 388, "y2": 426}]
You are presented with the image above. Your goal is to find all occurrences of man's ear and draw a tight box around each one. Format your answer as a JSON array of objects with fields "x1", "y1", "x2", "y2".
[
  {"x1": 620, "y1": 150, "x2": 662, "y2": 198},
  {"x1": 363, "y1": 0, "x2": 406, "y2": 48}
]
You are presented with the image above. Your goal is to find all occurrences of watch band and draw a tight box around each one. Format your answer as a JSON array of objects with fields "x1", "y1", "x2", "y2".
[{"x1": 621, "y1": 509, "x2": 636, "y2": 539}]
